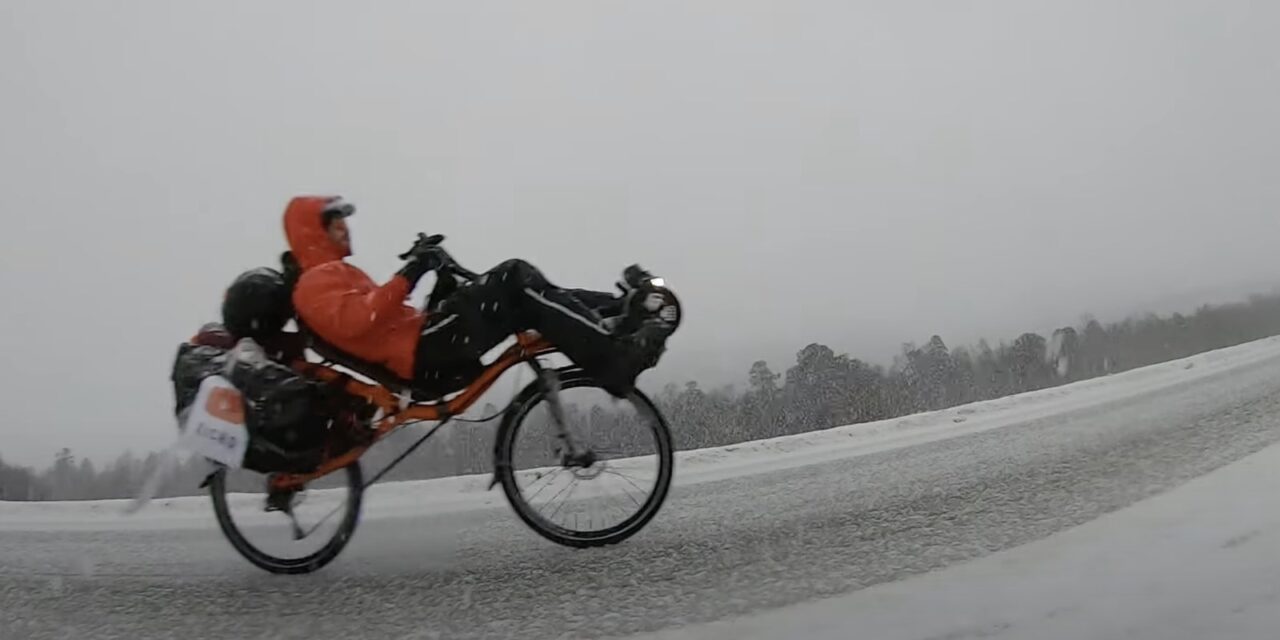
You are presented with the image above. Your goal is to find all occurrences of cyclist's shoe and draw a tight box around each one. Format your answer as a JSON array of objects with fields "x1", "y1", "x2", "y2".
[
  {"x1": 604, "y1": 265, "x2": 681, "y2": 337},
  {"x1": 621, "y1": 264, "x2": 656, "y2": 291}
]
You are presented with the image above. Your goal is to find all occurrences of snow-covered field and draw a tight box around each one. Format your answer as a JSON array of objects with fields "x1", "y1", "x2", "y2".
[
  {"x1": 6, "y1": 334, "x2": 1280, "y2": 531},
  {"x1": 635, "y1": 417, "x2": 1280, "y2": 640}
]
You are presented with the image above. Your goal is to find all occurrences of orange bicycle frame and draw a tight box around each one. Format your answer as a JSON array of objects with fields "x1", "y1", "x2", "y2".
[{"x1": 270, "y1": 331, "x2": 557, "y2": 490}]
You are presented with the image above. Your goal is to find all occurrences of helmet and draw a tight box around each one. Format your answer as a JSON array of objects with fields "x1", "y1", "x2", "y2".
[
  {"x1": 321, "y1": 197, "x2": 355, "y2": 226},
  {"x1": 221, "y1": 267, "x2": 294, "y2": 340}
]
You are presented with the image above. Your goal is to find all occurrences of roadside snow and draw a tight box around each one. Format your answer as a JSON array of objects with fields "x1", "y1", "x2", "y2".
[
  {"x1": 6, "y1": 335, "x2": 1280, "y2": 531},
  {"x1": 630, "y1": 429, "x2": 1280, "y2": 640}
]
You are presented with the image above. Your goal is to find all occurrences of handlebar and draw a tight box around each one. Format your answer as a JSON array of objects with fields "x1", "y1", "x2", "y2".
[{"x1": 400, "y1": 233, "x2": 481, "y2": 281}]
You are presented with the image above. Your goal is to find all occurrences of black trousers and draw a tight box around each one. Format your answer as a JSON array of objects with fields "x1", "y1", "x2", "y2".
[{"x1": 412, "y1": 260, "x2": 622, "y2": 393}]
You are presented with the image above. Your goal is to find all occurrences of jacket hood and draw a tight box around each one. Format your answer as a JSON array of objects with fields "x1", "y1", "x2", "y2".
[{"x1": 283, "y1": 196, "x2": 350, "y2": 270}]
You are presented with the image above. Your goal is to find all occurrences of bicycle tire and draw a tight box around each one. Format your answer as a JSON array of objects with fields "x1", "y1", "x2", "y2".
[
  {"x1": 494, "y1": 368, "x2": 674, "y2": 548},
  {"x1": 209, "y1": 462, "x2": 364, "y2": 575}
]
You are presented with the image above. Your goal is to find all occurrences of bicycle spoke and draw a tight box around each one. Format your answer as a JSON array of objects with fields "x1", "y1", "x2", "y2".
[
  {"x1": 535, "y1": 473, "x2": 578, "y2": 510},
  {"x1": 600, "y1": 488, "x2": 637, "y2": 521},
  {"x1": 603, "y1": 469, "x2": 649, "y2": 507},
  {"x1": 605, "y1": 467, "x2": 655, "y2": 487},
  {"x1": 523, "y1": 468, "x2": 566, "y2": 503},
  {"x1": 501, "y1": 372, "x2": 673, "y2": 543},
  {"x1": 547, "y1": 479, "x2": 580, "y2": 524}
]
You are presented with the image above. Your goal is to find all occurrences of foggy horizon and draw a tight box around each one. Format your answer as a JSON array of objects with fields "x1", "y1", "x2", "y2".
[{"x1": 3, "y1": 0, "x2": 1279, "y2": 468}]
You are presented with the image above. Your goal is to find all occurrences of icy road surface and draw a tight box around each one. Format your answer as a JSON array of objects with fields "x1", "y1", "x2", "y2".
[
  {"x1": 638, "y1": 431, "x2": 1280, "y2": 640},
  {"x1": 6, "y1": 338, "x2": 1280, "y2": 639}
]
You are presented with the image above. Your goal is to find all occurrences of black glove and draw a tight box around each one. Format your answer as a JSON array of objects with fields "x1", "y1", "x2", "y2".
[
  {"x1": 396, "y1": 234, "x2": 446, "y2": 287},
  {"x1": 398, "y1": 257, "x2": 431, "y2": 288},
  {"x1": 425, "y1": 270, "x2": 459, "y2": 312}
]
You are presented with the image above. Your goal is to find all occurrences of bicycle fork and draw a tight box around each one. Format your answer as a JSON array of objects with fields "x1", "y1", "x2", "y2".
[
  {"x1": 530, "y1": 362, "x2": 593, "y2": 468},
  {"x1": 486, "y1": 360, "x2": 596, "y2": 491}
]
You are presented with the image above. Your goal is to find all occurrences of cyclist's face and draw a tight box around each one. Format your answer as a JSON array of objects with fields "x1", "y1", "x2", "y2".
[{"x1": 327, "y1": 217, "x2": 351, "y2": 254}]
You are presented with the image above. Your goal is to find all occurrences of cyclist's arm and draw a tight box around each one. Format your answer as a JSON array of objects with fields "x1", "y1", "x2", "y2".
[{"x1": 294, "y1": 266, "x2": 413, "y2": 339}]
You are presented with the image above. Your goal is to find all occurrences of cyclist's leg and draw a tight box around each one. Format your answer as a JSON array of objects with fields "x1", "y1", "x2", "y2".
[
  {"x1": 412, "y1": 311, "x2": 491, "y2": 393},
  {"x1": 480, "y1": 259, "x2": 663, "y2": 395},
  {"x1": 416, "y1": 259, "x2": 655, "y2": 396},
  {"x1": 412, "y1": 265, "x2": 539, "y2": 389},
  {"x1": 565, "y1": 288, "x2": 623, "y2": 318},
  {"x1": 484, "y1": 259, "x2": 616, "y2": 353}
]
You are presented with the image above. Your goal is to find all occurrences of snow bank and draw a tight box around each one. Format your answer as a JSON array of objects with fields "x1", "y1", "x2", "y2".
[
  {"x1": 7, "y1": 335, "x2": 1280, "y2": 531},
  {"x1": 633, "y1": 425, "x2": 1280, "y2": 640}
]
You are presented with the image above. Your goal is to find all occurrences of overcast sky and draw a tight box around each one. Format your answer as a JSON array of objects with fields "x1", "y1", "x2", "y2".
[{"x1": 2, "y1": 0, "x2": 1278, "y2": 468}]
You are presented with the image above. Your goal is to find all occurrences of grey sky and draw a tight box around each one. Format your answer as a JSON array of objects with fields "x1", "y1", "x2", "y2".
[{"x1": 2, "y1": 0, "x2": 1278, "y2": 467}]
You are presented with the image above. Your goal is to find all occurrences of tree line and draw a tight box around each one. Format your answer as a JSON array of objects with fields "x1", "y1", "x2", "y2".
[{"x1": 6, "y1": 289, "x2": 1280, "y2": 501}]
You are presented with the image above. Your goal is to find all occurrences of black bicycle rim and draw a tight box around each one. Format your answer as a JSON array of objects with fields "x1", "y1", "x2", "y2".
[
  {"x1": 496, "y1": 370, "x2": 675, "y2": 548},
  {"x1": 209, "y1": 462, "x2": 364, "y2": 575}
]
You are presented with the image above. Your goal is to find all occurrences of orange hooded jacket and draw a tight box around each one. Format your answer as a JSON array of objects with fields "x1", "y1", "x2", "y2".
[{"x1": 283, "y1": 196, "x2": 426, "y2": 379}]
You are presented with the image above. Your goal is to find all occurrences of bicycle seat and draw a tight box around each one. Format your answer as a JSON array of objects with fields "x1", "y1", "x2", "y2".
[{"x1": 295, "y1": 321, "x2": 415, "y2": 394}]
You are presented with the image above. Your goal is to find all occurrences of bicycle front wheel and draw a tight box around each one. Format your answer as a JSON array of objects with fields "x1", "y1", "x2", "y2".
[{"x1": 494, "y1": 369, "x2": 675, "y2": 548}]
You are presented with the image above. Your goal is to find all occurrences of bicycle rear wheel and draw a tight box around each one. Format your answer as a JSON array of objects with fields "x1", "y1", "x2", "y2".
[
  {"x1": 208, "y1": 462, "x2": 363, "y2": 574},
  {"x1": 494, "y1": 369, "x2": 674, "y2": 548}
]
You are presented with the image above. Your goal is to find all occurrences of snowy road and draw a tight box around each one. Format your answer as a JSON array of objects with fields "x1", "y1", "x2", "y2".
[
  {"x1": 6, "y1": 342, "x2": 1280, "y2": 639},
  {"x1": 639, "y1": 430, "x2": 1280, "y2": 640}
]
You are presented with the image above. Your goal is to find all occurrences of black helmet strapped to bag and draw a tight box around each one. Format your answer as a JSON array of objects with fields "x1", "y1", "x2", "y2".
[{"x1": 221, "y1": 267, "x2": 294, "y2": 340}]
